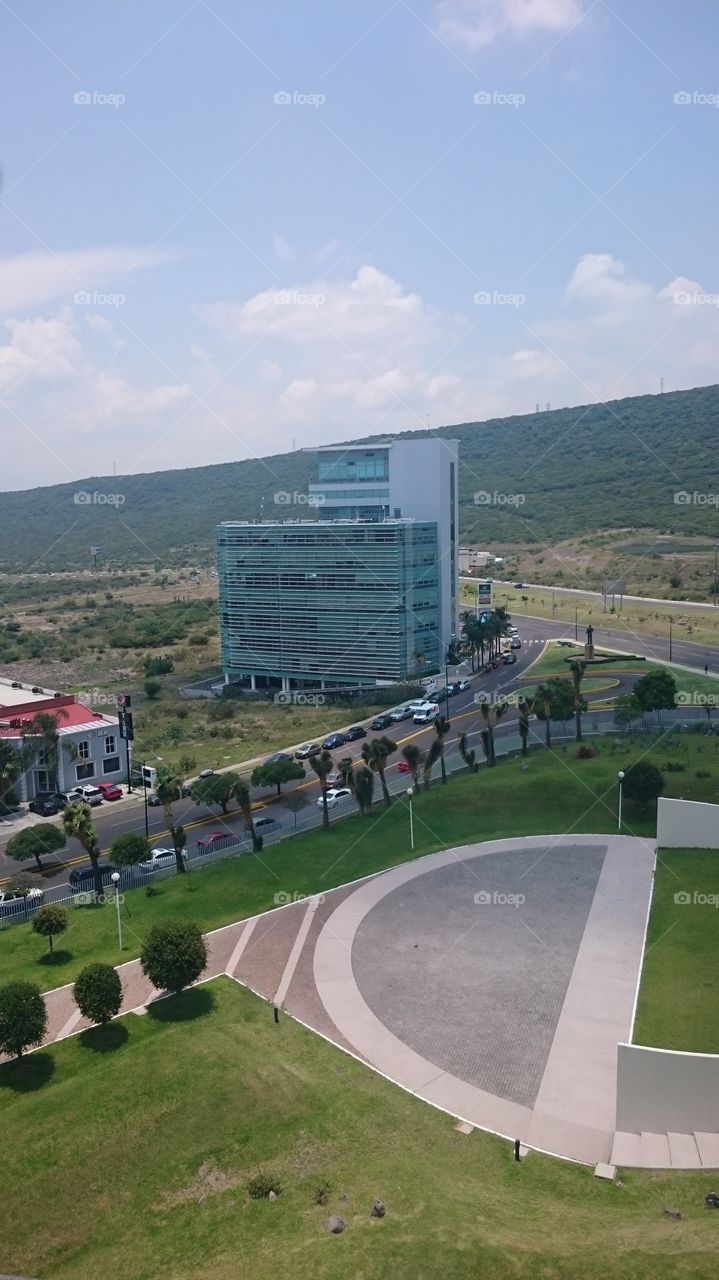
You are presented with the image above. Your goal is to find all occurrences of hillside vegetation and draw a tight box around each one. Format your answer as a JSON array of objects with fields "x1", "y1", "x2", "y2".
[{"x1": 0, "y1": 383, "x2": 716, "y2": 570}]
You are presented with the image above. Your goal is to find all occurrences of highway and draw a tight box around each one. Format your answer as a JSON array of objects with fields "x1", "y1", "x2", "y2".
[{"x1": 2, "y1": 610, "x2": 717, "y2": 888}]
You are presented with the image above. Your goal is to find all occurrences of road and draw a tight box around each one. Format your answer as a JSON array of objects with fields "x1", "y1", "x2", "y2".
[
  {"x1": 467, "y1": 577, "x2": 719, "y2": 613},
  {"x1": 2, "y1": 612, "x2": 717, "y2": 888}
]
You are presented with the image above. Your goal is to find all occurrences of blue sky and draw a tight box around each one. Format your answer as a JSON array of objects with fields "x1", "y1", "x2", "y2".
[{"x1": 1, "y1": 0, "x2": 718, "y2": 490}]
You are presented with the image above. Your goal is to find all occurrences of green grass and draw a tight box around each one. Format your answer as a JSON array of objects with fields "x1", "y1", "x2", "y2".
[
  {"x1": 2, "y1": 977, "x2": 719, "y2": 1280},
  {"x1": 521, "y1": 643, "x2": 719, "y2": 700},
  {"x1": 633, "y1": 848, "x2": 719, "y2": 1052},
  {"x1": 3, "y1": 733, "x2": 719, "y2": 993}
]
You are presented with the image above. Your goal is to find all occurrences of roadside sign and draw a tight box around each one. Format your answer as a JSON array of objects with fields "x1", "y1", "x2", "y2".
[{"x1": 477, "y1": 580, "x2": 492, "y2": 607}]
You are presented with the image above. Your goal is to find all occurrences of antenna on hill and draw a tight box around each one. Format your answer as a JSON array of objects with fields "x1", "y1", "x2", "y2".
[
  {"x1": 546, "y1": 403, "x2": 551, "y2": 411},
  {"x1": 535, "y1": 403, "x2": 540, "y2": 413},
  {"x1": 426, "y1": 412, "x2": 430, "y2": 432},
  {"x1": 660, "y1": 377, "x2": 664, "y2": 394}
]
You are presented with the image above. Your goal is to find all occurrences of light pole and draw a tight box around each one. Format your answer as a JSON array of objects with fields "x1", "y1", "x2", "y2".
[
  {"x1": 669, "y1": 614, "x2": 673, "y2": 662},
  {"x1": 407, "y1": 787, "x2": 415, "y2": 850},
  {"x1": 714, "y1": 544, "x2": 718, "y2": 608},
  {"x1": 141, "y1": 759, "x2": 149, "y2": 838},
  {"x1": 574, "y1": 606, "x2": 578, "y2": 641},
  {"x1": 617, "y1": 771, "x2": 625, "y2": 831},
  {"x1": 111, "y1": 871, "x2": 122, "y2": 951}
]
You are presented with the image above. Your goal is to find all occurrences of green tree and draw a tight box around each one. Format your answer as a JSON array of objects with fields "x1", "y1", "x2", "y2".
[
  {"x1": 517, "y1": 697, "x2": 535, "y2": 757},
  {"x1": 0, "y1": 981, "x2": 47, "y2": 1059},
  {"x1": 633, "y1": 669, "x2": 678, "y2": 712},
  {"x1": 111, "y1": 830, "x2": 149, "y2": 867},
  {"x1": 622, "y1": 762, "x2": 665, "y2": 809},
  {"x1": 144, "y1": 678, "x2": 162, "y2": 700},
  {"x1": 284, "y1": 791, "x2": 308, "y2": 828},
  {"x1": 74, "y1": 963, "x2": 122, "y2": 1025},
  {"x1": 31, "y1": 903, "x2": 68, "y2": 957},
  {"x1": 310, "y1": 750, "x2": 334, "y2": 828},
  {"x1": 361, "y1": 736, "x2": 396, "y2": 806},
  {"x1": 401, "y1": 743, "x2": 423, "y2": 787},
  {"x1": 6, "y1": 822, "x2": 66, "y2": 872},
  {"x1": 154, "y1": 766, "x2": 186, "y2": 875},
  {"x1": 251, "y1": 758, "x2": 305, "y2": 797},
  {"x1": 569, "y1": 660, "x2": 588, "y2": 742},
  {"x1": 20, "y1": 708, "x2": 71, "y2": 790},
  {"x1": 230, "y1": 776, "x2": 260, "y2": 850},
  {"x1": 477, "y1": 699, "x2": 508, "y2": 767},
  {"x1": 353, "y1": 764, "x2": 375, "y2": 815},
  {"x1": 192, "y1": 771, "x2": 241, "y2": 814},
  {"x1": 140, "y1": 919, "x2": 208, "y2": 994},
  {"x1": 614, "y1": 692, "x2": 642, "y2": 732},
  {"x1": 458, "y1": 730, "x2": 477, "y2": 772},
  {"x1": 434, "y1": 715, "x2": 451, "y2": 784},
  {"x1": 0, "y1": 740, "x2": 23, "y2": 815},
  {"x1": 61, "y1": 801, "x2": 104, "y2": 896},
  {"x1": 423, "y1": 738, "x2": 442, "y2": 789},
  {"x1": 534, "y1": 679, "x2": 575, "y2": 746}
]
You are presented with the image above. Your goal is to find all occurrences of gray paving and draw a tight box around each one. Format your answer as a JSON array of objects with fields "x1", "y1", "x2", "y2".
[{"x1": 351, "y1": 845, "x2": 607, "y2": 1107}]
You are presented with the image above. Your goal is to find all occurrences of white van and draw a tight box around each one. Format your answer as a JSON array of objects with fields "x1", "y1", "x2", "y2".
[
  {"x1": 412, "y1": 702, "x2": 440, "y2": 724},
  {"x1": 421, "y1": 677, "x2": 439, "y2": 696}
]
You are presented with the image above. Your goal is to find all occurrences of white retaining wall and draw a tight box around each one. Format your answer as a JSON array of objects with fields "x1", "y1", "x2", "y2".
[
  {"x1": 657, "y1": 797, "x2": 719, "y2": 849},
  {"x1": 617, "y1": 1042, "x2": 719, "y2": 1133}
]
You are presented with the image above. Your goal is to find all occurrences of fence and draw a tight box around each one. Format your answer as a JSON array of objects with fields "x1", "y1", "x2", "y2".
[{"x1": 0, "y1": 706, "x2": 711, "y2": 929}]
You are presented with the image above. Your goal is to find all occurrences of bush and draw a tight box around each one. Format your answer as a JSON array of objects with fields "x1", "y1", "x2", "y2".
[
  {"x1": 576, "y1": 744, "x2": 598, "y2": 759},
  {"x1": 31, "y1": 904, "x2": 68, "y2": 957},
  {"x1": 622, "y1": 761, "x2": 665, "y2": 809},
  {"x1": 247, "y1": 1171, "x2": 281, "y2": 1200},
  {"x1": 0, "y1": 981, "x2": 47, "y2": 1058},
  {"x1": 663, "y1": 761, "x2": 686, "y2": 773},
  {"x1": 144, "y1": 679, "x2": 162, "y2": 700},
  {"x1": 189, "y1": 634, "x2": 209, "y2": 646},
  {"x1": 313, "y1": 1182, "x2": 331, "y2": 1205},
  {"x1": 140, "y1": 919, "x2": 207, "y2": 993},
  {"x1": 695, "y1": 769, "x2": 711, "y2": 779},
  {"x1": 111, "y1": 830, "x2": 149, "y2": 867},
  {"x1": 144, "y1": 655, "x2": 174, "y2": 676},
  {"x1": 74, "y1": 963, "x2": 122, "y2": 1025}
]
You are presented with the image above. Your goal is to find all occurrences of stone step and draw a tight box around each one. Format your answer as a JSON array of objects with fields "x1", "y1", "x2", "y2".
[
  {"x1": 640, "y1": 1132, "x2": 672, "y2": 1168},
  {"x1": 611, "y1": 1131, "x2": 642, "y2": 1166},
  {"x1": 667, "y1": 1132, "x2": 700, "y2": 1168},
  {"x1": 695, "y1": 1132, "x2": 719, "y2": 1168}
]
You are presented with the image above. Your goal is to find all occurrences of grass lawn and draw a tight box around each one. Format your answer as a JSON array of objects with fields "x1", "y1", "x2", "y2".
[
  {"x1": 2, "y1": 977, "x2": 719, "y2": 1280},
  {"x1": 3, "y1": 733, "x2": 718, "y2": 993},
  {"x1": 633, "y1": 848, "x2": 719, "y2": 1052},
  {"x1": 521, "y1": 642, "x2": 719, "y2": 701}
]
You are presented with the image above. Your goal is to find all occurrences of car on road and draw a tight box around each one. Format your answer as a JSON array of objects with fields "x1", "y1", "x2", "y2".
[
  {"x1": 369, "y1": 714, "x2": 394, "y2": 731},
  {"x1": 28, "y1": 791, "x2": 69, "y2": 816},
  {"x1": 66, "y1": 785, "x2": 103, "y2": 806},
  {"x1": 317, "y1": 787, "x2": 352, "y2": 809},
  {"x1": 197, "y1": 830, "x2": 234, "y2": 853},
  {"x1": 390, "y1": 705, "x2": 414, "y2": 721},
  {"x1": 513, "y1": 582, "x2": 524, "y2": 588},
  {"x1": 344, "y1": 725, "x2": 367, "y2": 741},
  {"x1": 265, "y1": 751, "x2": 294, "y2": 765},
  {"x1": 181, "y1": 768, "x2": 216, "y2": 797},
  {"x1": 457, "y1": 677, "x2": 471, "y2": 690},
  {"x1": 147, "y1": 791, "x2": 162, "y2": 806},
  {"x1": 0, "y1": 885, "x2": 44, "y2": 912},
  {"x1": 510, "y1": 635, "x2": 522, "y2": 649},
  {"x1": 321, "y1": 732, "x2": 347, "y2": 750},
  {"x1": 509, "y1": 625, "x2": 519, "y2": 635},
  {"x1": 397, "y1": 760, "x2": 411, "y2": 774},
  {"x1": 483, "y1": 661, "x2": 498, "y2": 673},
  {"x1": 412, "y1": 702, "x2": 439, "y2": 724},
  {"x1": 444, "y1": 683, "x2": 461, "y2": 697},
  {"x1": 295, "y1": 743, "x2": 321, "y2": 759},
  {"x1": 254, "y1": 816, "x2": 279, "y2": 833},
  {"x1": 68, "y1": 860, "x2": 118, "y2": 890},
  {"x1": 139, "y1": 847, "x2": 186, "y2": 872},
  {"x1": 97, "y1": 782, "x2": 123, "y2": 801},
  {"x1": 502, "y1": 652, "x2": 517, "y2": 664}
]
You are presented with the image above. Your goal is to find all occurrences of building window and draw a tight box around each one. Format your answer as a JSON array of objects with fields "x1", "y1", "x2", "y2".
[
  {"x1": 76, "y1": 762, "x2": 94, "y2": 781},
  {"x1": 77, "y1": 740, "x2": 90, "y2": 760},
  {"x1": 103, "y1": 756, "x2": 121, "y2": 775},
  {"x1": 104, "y1": 735, "x2": 116, "y2": 755}
]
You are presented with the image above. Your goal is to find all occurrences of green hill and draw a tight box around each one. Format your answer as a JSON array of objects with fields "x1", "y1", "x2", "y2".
[{"x1": 1, "y1": 383, "x2": 717, "y2": 570}]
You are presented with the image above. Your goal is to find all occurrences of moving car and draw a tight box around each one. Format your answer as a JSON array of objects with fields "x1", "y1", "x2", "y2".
[
  {"x1": 513, "y1": 582, "x2": 524, "y2": 589},
  {"x1": 412, "y1": 702, "x2": 439, "y2": 724},
  {"x1": 295, "y1": 743, "x2": 321, "y2": 759},
  {"x1": 502, "y1": 652, "x2": 517, "y2": 664},
  {"x1": 510, "y1": 635, "x2": 522, "y2": 649},
  {"x1": 390, "y1": 705, "x2": 414, "y2": 721},
  {"x1": 181, "y1": 768, "x2": 215, "y2": 797},
  {"x1": 28, "y1": 791, "x2": 69, "y2": 816},
  {"x1": 139, "y1": 847, "x2": 186, "y2": 872},
  {"x1": 397, "y1": 760, "x2": 411, "y2": 774},
  {"x1": 316, "y1": 787, "x2": 352, "y2": 809},
  {"x1": 457, "y1": 678, "x2": 471, "y2": 690},
  {"x1": 197, "y1": 830, "x2": 233, "y2": 852},
  {"x1": 322, "y1": 732, "x2": 347, "y2": 750},
  {"x1": 68, "y1": 860, "x2": 118, "y2": 890},
  {"x1": 344, "y1": 725, "x2": 367, "y2": 741},
  {"x1": 254, "y1": 816, "x2": 278, "y2": 833},
  {"x1": 369, "y1": 714, "x2": 393, "y2": 731},
  {"x1": 97, "y1": 782, "x2": 123, "y2": 801},
  {"x1": 66, "y1": 785, "x2": 103, "y2": 806}
]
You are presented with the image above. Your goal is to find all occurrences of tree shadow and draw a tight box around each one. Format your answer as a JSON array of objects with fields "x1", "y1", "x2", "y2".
[
  {"x1": 78, "y1": 1022, "x2": 129, "y2": 1054},
  {"x1": 0, "y1": 1051, "x2": 55, "y2": 1093},
  {"x1": 38, "y1": 949, "x2": 73, "y2": 968},
  {"x1": 147, "y1": 986, "x2": 215, "y2": 1023}
]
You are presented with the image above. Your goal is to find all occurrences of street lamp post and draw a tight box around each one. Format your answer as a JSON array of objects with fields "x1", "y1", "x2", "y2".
[
  {"x1": 714, "y1": 544, "x2": 718, "y2": 608},
  {"x1": 444, "y1": 658, "x2": 450, "y2": 720},
  {"x1": 141, "y1": 759, "x2": 149, "y2": 838},
  {"x1": 110, "y1": 871, "x2": 122, "y2": 951},
  {"x1": 617, "y1": 771, "x2": 625, "y2": 831},
  {"x1": 669, "y1": 614, "x2": 673, "y2": 662},
  {"x1": 407, "y1": 787, "x2": 415, "y2": 850},
  {"x1": 574, "y1": 606, "x2": 578, "y2": 641}
]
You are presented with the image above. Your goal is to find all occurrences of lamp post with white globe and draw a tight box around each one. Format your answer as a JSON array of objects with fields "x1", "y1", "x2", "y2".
[
  {"x1": 407, "y1": 787, "x2": 415, "y2": 851},
  {"x1": 110, "y1": 871, "x2": 122, "y2": 951},
  {"x1": 617, "y1": 771, "x2": 625, "y2": 831}
]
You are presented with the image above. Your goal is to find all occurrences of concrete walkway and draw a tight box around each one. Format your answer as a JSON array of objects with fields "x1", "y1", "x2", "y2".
[{"x1": 23, "y1": 832, "x2": 718, "y2": 1169}]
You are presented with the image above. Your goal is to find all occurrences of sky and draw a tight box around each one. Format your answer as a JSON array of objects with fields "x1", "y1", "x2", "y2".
[{"x1": 1, "y1": 0, "x2": 718, "y2": 492}]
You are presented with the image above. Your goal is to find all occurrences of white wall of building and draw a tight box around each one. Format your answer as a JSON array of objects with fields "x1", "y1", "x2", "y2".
[
  {"x1": 617, "y1": 1041, "x2": 719, "y2": 1133},
  {"x1": 657, "y1": 797, "x2": 719, "y2": 848}
]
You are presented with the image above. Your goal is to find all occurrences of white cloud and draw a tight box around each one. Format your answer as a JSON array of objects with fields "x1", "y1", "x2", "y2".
[
  {"x1": 0, "y1": 310, "x2": 82, "y2": 390},
  {"x1": 272, "y1": 233, "x2": 295, "y2": 262},
  {"x1": 436, "y1": 0, "x2": 586, "y2": 50},
  {"x1": 0, "y1": 247, "x2": 175, "y2": 316}
]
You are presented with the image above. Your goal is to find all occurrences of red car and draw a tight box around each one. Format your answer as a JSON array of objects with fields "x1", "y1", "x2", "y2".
[
  {"x1": 97, "y1": 783, "x2": 123, "y2": 801},
  {"x1": 197, "y1": 830, "x2": 231, "y2": 852},
  {"x1": 397, "y1": 761, "x2": 411, "y2": 774}
]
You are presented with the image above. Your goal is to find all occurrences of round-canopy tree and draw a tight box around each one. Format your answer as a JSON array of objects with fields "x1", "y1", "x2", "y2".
[
  {"x1": 6, "y1": 822, "x2": 66, "y2": 871},
  {"x1": 0, "y1": 981, "x2": 47, "y2": 1058},
  {"x1": 140, "y1": 919, "x2": 207, "y2": 994},
  {"x1": 32, "y1": 903, "x2": 68, "y2": 958},
  {"x1": 622, "y1": 762, "x2": 665, "y2": 810},
  {"x1": 110, "y1": 831, "x2": 149, "y2": 867},
  {"x1": 74, "y1": 963, "x2": 123, "y2": 1025}
]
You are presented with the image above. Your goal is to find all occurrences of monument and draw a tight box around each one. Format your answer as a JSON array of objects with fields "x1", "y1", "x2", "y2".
[{"x1": 585, "y1": 623, "x2": 595, "y2": 660}]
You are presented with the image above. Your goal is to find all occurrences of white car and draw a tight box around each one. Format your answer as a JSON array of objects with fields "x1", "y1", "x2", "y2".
[
  {"x1": 139, "y1": 847, "x2": 186, "y2": 872},
  {"x1": 67, "y1": 785, "x2": 103, "y2": 806},
  {"x1": 457, "y1": 678, "x2": 471, "y2": 690},
  {"x1": 0, "y1": 886, "x2": 43, "y2": 906},
  {"x1": 317, "y1": 787, "x2": 352, "y2": 809},
  {"x1": 408, "y1": 699, "x2": 429, "y2": 712}
]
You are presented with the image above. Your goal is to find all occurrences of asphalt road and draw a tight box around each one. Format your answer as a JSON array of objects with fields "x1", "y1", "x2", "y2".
[{"x1": 2, "y1": 612, "x2": 717, "y2": 888}]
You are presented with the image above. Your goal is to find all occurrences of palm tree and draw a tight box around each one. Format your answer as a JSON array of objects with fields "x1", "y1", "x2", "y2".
[
  {"x1": 458, "y1": 731, "x2": 477, "y2": 772},
  {"x1": 478, "y1": 699, "x2": 508, "y2": 767},
  {"x1": 21, "y1": 708, "x2": 70, "y2": 789},
  {"x1": 401, "y1": 743, "x2": 423, "y2": 787},
  {"x1": 361, "y1": 736, "x2": 396, "y2": 806},
  {"x1": 310, "y1": 749, "x2": 334, "y2": 828},
  {"x1": 433, "y1": 714, "x2": 451, "y2": 784},
  {"x1": 154, "y1": 765, "x2": 186, "y2": 874},
  {"x1": 535, "y1": 682, "x2": 554, "y2": 749},
  {"x1": 231, "y1": 776, "x2": 260, "y2": 850},
  {"x1": 61, "y1": 801, "x2": 104, "y2": 896},
  {"x1": 0, "y1": 740, "x2": 23, "y2": 814},
  {"x1": 411, "y1": 648, "x2": 427, "y2": 677},
  {"x1": 353, "y1": 764, "x2": 375, "y2": 815},
  {"x1": 423, "y1": 739, "x2": 442, "y2": 790},
  {"x1": 570, "y1": 660, "x2": 587, "y2": 743},
  {"x1": 517, "y1": 697, "x2": 535, "y2": 757}
]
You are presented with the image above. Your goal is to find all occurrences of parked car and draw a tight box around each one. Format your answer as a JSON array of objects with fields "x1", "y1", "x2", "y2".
[
  {"x1": 412, "y1": 702, "x2": 439, "y2": 724},
  {"x1": 321, "y1": 732, "x2": 347, "y2": 750},
  {"x1": 97, "y1": 782, "x2": 123, "y2": 801},
  {"x1": 316, "y1": 787, "x2": 352, "y2": 809},
  {"x1": 28, "y1": 791, "x2": 68, "y2": 816},
  {"x1": 182, "y1": 768, "x2": 215, "y2": 797},
  {"x1": 66, "y1": 785, "x2": 103, "y2": 806},
  {"x1": 265, "y1": 751, "x2": 294, "y2": 765},
  {"x1": 295, "y1": 743, "x2": 321, "y2": 759},
  {"x1": 407, "y1": 700, "x2": 428, "y2": 713},
  {"x1": 370, "y1": 714, "x2": 394, "y2": 731},
  {"x1": 502, "y1": 652, "x2": 518, "y2": 664},
  {"x1": 390, "y1": 705, "x2": 414, "y2": 721},
  {"x1": 397, "y1": 760, "x2": 411, "y2": 774},
  {"x1": 457, "y1": 678, "x2": 471, "y2": 690},
  {"x1": 139, "y1": 847, "x2": 186, "y2": 872},
  {"x1": 445, "y1": 683, "x2": 461, "y2": 697},
  {"x1": 0, "y1": 886, "x2": 44, "y2": 918},
  {"x1": 344, "y1": 725, "x2": 367, "y2": 741},
  {"x1": 197, "y1": 830, "x2": 233, "y2": 852},
  {"x1": 68, "y1": 861, "x2": 118, "y2": 890}
]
